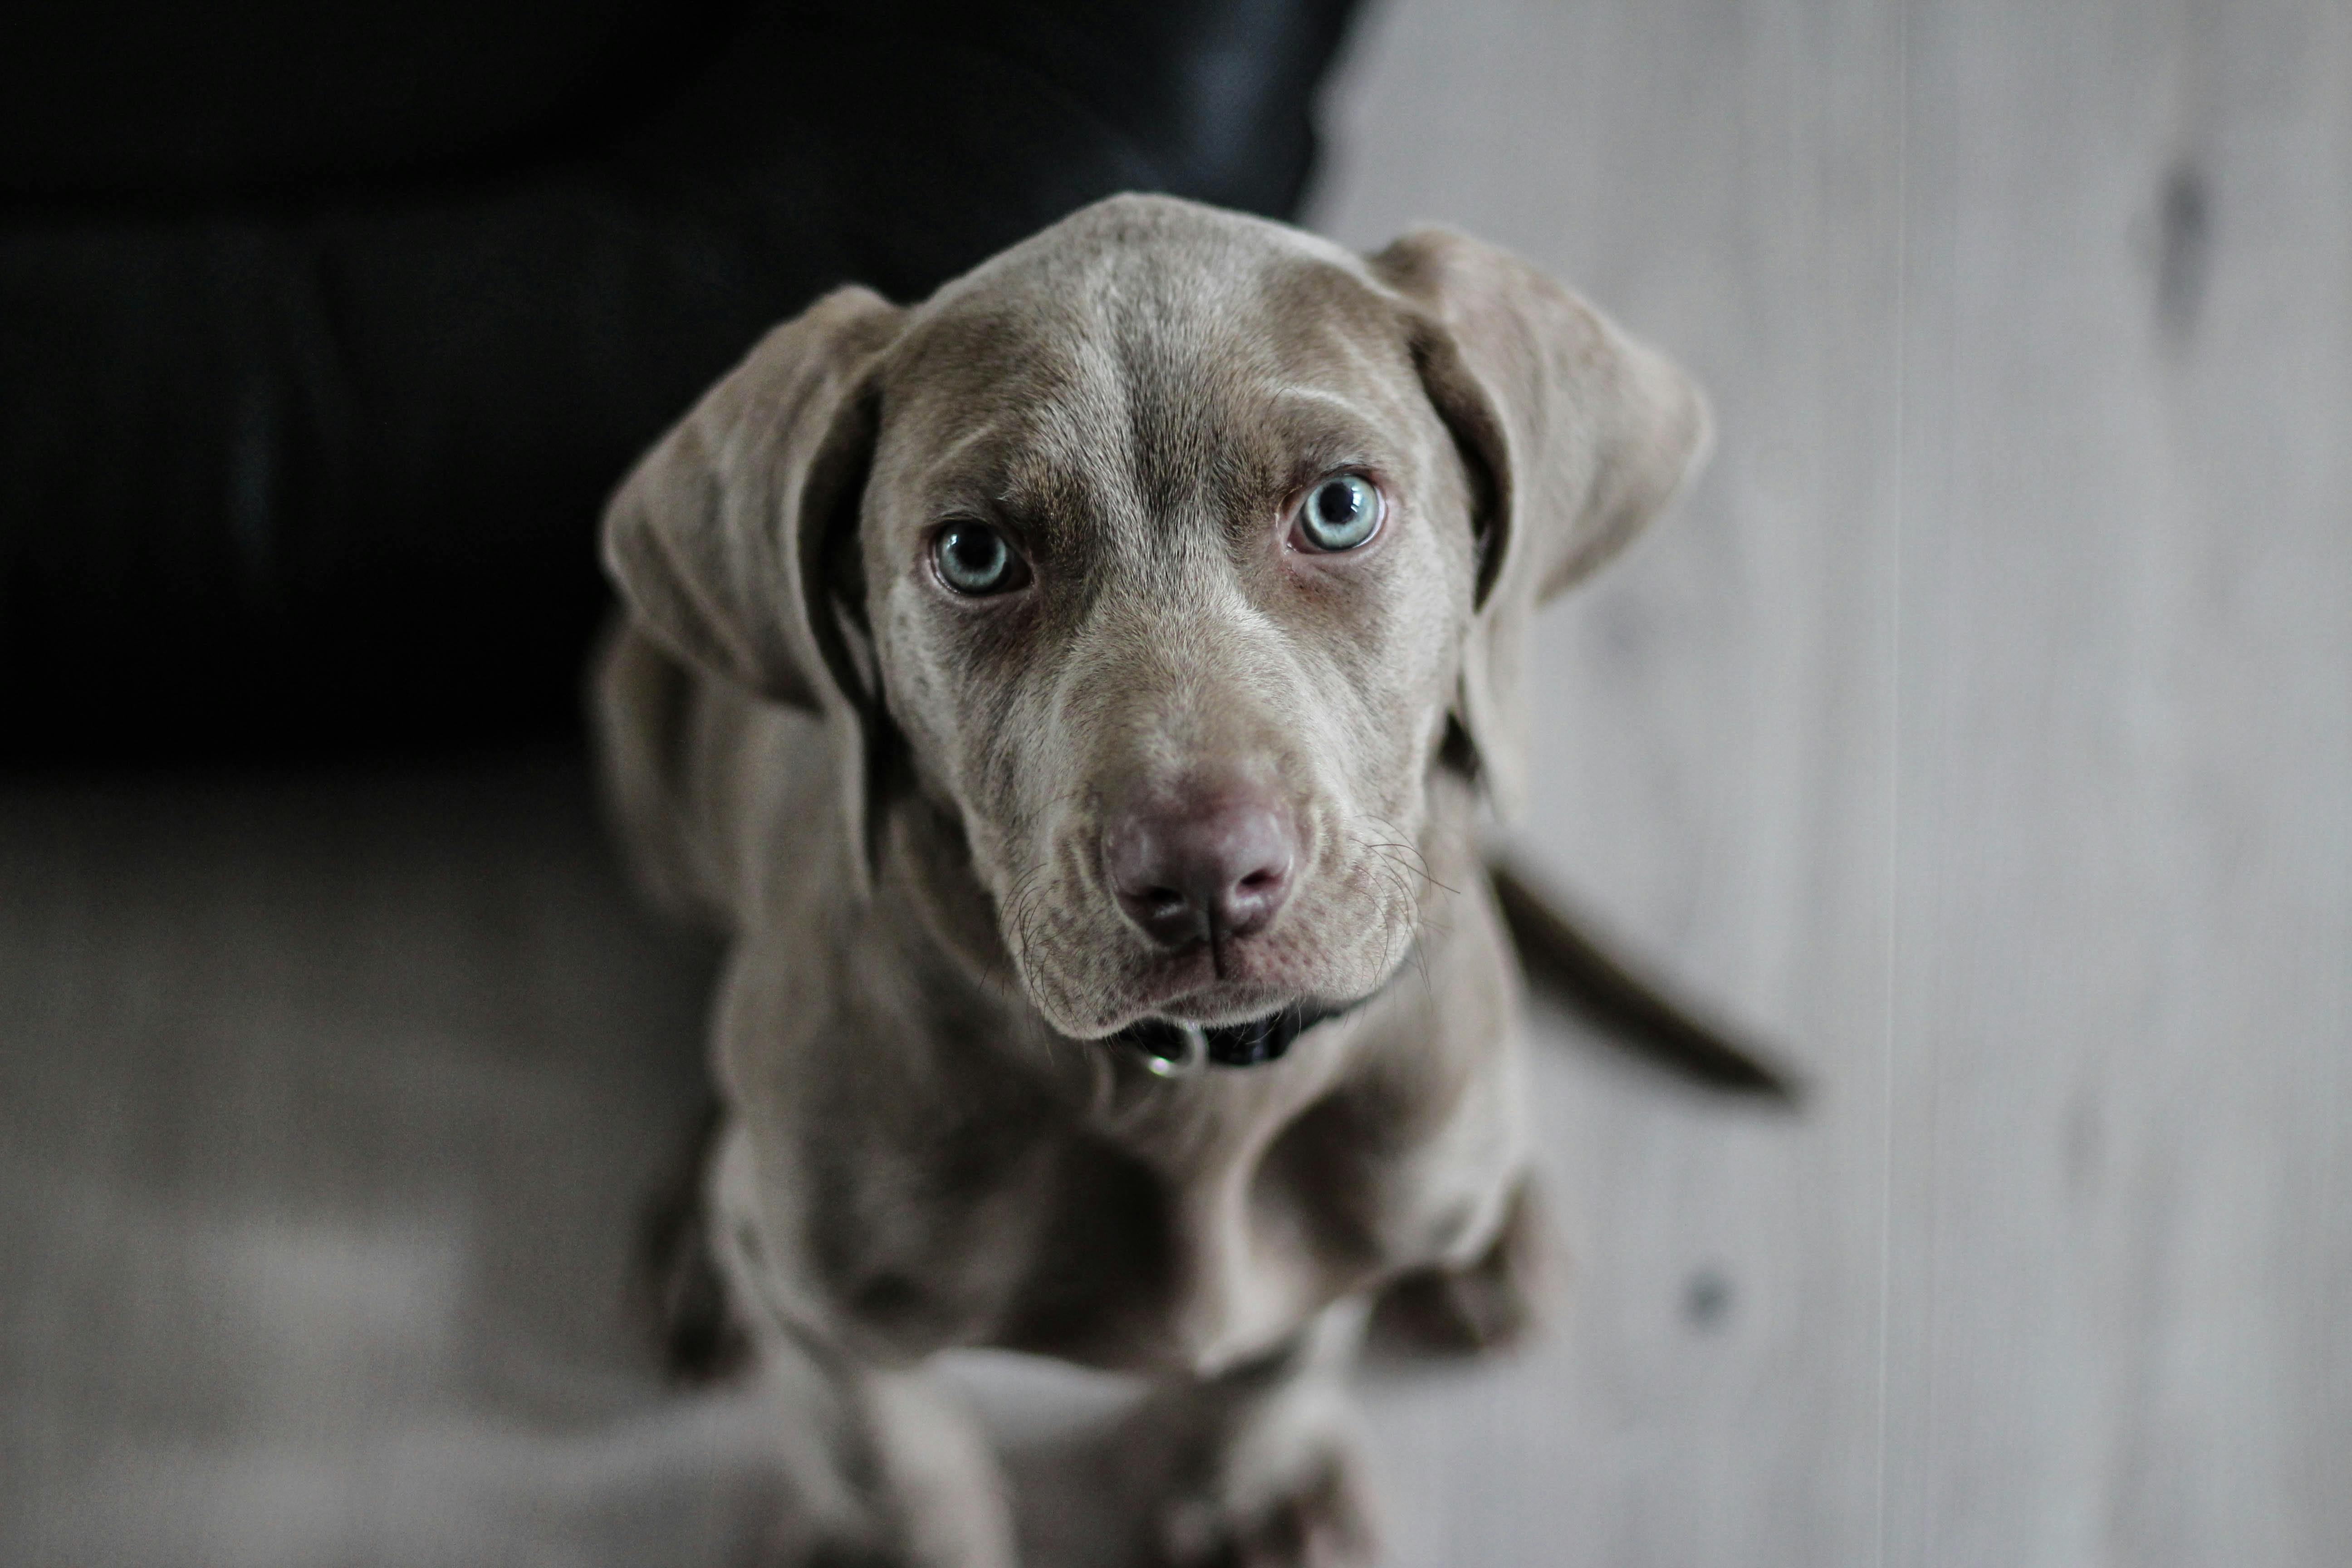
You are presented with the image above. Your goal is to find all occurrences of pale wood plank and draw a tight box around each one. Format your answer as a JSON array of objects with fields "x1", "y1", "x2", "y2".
[
  {"x1": 1886, "y1": 4, "x2": 2352, "y2": 1564},
  {"x1": 1315, "y1": 1, "x2": 1910, "y2": 1563},
  {"x1": 1318, "y1": 1, "x2": 2352, "y2": 1565}
]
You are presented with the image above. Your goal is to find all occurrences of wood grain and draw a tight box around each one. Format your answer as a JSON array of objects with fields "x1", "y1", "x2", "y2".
[{"x1": 1314, "y1": 1, "x2": 2350, "y2": 1563}]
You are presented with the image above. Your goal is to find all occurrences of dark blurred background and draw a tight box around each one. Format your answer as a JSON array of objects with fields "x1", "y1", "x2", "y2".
[
  {"x1": 0, "y1": 0, "x2": 1352, "y2": 760},
  {"x1": 5, "y1": 1, "x2": 2347, "y2": 1565}
]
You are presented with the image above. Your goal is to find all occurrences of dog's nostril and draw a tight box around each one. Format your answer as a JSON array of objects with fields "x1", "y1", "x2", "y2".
[{"x1": 1103, "y1": 791, "x2": 1299, "y2": 948}]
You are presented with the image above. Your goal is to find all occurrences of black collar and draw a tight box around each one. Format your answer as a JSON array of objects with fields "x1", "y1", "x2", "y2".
[
  {"x1": 1112, "y1": 941, "x2": 1414, "y2": 1074},
  {"x1": 1113, "y1": 980, "x2": 1389, "y2": 1073}
]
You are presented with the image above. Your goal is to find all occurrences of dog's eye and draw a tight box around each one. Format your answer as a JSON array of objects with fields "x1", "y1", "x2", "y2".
[
  {"x1": 932, "y1": 522, "x2": 1027, "y2": 595},
  {"x1": 1293, "y1": 474, "x2": 1383, "y2": 552}
]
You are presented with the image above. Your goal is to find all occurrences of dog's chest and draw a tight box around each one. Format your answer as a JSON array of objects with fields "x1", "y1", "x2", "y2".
[{"x1": 785, "y1": 1016, "x2": 1520, "y2": 1374}]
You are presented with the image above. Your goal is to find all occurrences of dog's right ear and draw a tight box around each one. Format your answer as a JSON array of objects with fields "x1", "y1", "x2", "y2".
[
  {"x1": 1368, "y1": 230, "x2": 1710, "y2": 819},
  {"x1": 601, "y1": 285, "x2": 905, "y2": 711}
]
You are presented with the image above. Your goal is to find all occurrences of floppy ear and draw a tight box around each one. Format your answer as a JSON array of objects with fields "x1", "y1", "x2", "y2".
[
  {"x1": 1369, "y1": 230, "x2": 1711, "y2": 819},
  {"x1": 600, "y1": 284, "x2": 905, "y2": 886}
]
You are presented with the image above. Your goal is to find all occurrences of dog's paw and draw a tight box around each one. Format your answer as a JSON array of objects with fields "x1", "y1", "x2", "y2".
[
  {"x1": 1367, "y1": 1177, "x2": 1559, "y2": 1357},
  {"x1": 1149, "y1": 1440, "x2": 1379, "y2": 1568}
]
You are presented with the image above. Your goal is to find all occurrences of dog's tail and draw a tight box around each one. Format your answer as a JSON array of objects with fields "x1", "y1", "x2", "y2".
[{"x1": 1486, "y1": 857, "x2": 1804, "y2": 1103}]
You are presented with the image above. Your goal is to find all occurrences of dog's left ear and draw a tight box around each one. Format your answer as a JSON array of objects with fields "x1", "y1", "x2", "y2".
[
  {"x1": 1369, "y1": 230, "x2": 1711, "y2": 818},
  {"x1": 601, "y1": 285, "x2": 906, "y2": 891}
]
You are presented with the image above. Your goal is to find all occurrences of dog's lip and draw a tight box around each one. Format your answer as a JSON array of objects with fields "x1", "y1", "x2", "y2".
[
  {"x1": 1100, "y1": 920, "x2": 1416, "y2": 1032},
  {"x1": 1132, "y1": 921, "x2": 1313, "y2": 983},
  {"x1": 1131, "y1": 994, "x2": 1301, "y2": 1030},
  {"x1": 1107, "y1": 964, "x2": 1376, "y2": 1034},
  {"x1": 1117, "y1": 952, "x2": 1294, "y2": 1028}
]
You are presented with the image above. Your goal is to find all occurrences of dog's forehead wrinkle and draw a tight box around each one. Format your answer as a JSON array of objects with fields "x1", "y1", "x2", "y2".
[
  {"x1": 919, "y1": 414, "x2": 1036, "y2": 497},
  {"x1": 975, "y1": 247, "x2": 1324, "y2": 517},
  {"x1": 1263, "y1": 383, "x2": 1391, "y2": 431},
  {"x1": 897, "y1": 237, "x2": 1412, "y2": 587}
]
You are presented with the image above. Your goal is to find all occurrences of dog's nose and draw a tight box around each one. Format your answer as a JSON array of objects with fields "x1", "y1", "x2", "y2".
[{"x1": 1103, "y1": 794, "x2": 1298, "y2": 949}]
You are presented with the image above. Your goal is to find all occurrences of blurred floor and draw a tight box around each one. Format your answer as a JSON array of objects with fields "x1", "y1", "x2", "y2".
[
  {"x1": 0, "y1": 762, "x2": 1751, "y2": 1568},
  {"x1": 0, "y1": 764, "x2": 736, "y2": 1564},
  {"x1": 5, "y1": 0, "x2": 2349, "y2": 1564},
  {"x1": 1313, "y1": 0, "x2": 2350, "y2": 1563}
]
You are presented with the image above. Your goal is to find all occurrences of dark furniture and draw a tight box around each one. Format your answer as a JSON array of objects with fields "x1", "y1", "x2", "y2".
[{"x1": 0, "y1": 0, "x2": 1358, "y2": 759}]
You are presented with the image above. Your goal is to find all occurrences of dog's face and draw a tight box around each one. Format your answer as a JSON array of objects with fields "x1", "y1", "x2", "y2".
[
  {"x1": 858, "y1": 219, "x2": 1480, "y2": 1035},
  {"x1": 603, "y1": 196, "x2": 1707, "y2": 1042}
]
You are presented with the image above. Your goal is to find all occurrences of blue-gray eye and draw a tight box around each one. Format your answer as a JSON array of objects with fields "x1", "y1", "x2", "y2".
[
  {"x1": 933, "y1": 522, "x2": 1026, "y2": 594},
  {"x1": 1295, "y1": 474, "x2": 1382, "y2": 551}
]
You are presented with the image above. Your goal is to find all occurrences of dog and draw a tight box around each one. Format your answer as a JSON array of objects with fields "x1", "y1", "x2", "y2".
[{"x1": 593, "y1": 192, "x2": 1711, "y2": 1567}]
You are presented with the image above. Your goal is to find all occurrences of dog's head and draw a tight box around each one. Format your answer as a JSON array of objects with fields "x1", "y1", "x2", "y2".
[{"x1": 603, "y1": 195, "x2": 1706, "y2": 1042}]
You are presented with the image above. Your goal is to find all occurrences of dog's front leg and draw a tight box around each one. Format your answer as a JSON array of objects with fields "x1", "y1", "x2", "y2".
[
  {"x1": 1117, "y1": 1300, "x2": 1380, "y2": 1568},
  {"x1": 707, "y1": 1132, "x2": 1015, "y2": 1568},
  {"x1": 721, "y1": 1332, "x2": 1014, "y2": 1568},
  {"x1": 861, "y1": 1362, "x2": 1020, "y2": 1568}
]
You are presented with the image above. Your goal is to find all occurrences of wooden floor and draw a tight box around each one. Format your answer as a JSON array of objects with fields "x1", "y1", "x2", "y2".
[
  {"x1": 3, "y1": 3, "x2": 2346, "y2": 1565},
  {"x1": 1313, "y1": 1, "x2": 2350, "y2": 1562}
]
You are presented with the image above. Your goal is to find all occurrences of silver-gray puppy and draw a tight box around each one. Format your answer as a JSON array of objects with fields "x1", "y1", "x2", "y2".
[{"x1": 594, "y1": 193, "x2": 1707, "y2": 1567}]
